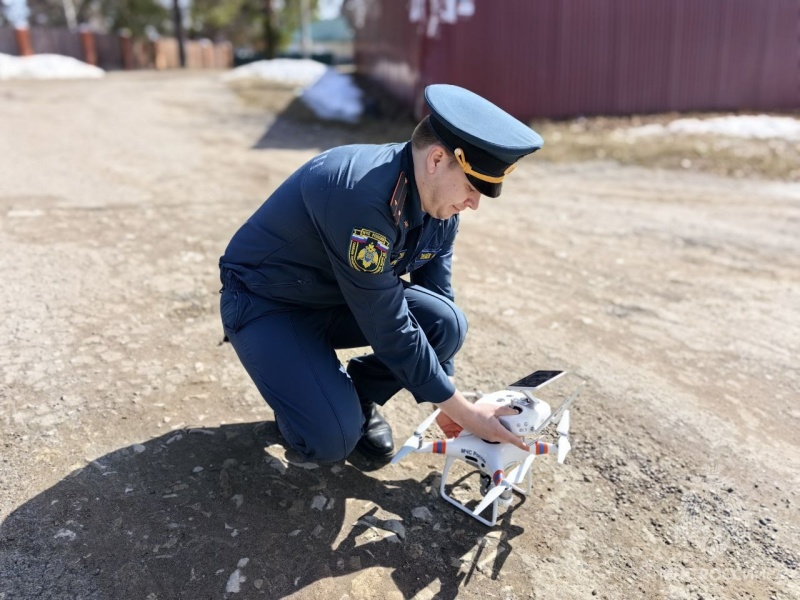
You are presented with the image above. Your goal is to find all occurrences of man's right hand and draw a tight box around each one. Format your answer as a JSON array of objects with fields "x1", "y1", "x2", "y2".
[{"x1": 435, "y1": 391, "x2": 530, "y2": 451}]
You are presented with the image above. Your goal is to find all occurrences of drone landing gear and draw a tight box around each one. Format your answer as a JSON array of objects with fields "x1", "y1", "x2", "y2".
[{"x1": 440, "y1": 456, "x2": 534, "y2": 527}]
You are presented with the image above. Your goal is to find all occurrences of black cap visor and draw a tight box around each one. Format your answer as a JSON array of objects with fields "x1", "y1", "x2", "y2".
[
  {"x1": 429, "y1": 114, "x2": 514, "y2": 198},
  {"x1": 467, "y1": 174, "x2": 502, "y2": 198}
]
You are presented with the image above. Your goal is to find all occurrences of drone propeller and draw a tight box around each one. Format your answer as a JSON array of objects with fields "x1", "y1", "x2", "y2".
[
  {"x1": 472, "y1": 477, "x2": 512, "y2": 518},
  {"x1": 529, "y1": 382, "x2": 584, "y2": 439},
  {"x1": 556, "y1": 408, "x2": 570, "y2": 436},
  {"x1": 507, "y1": 453, "x2": 536, "y2": 486},
  {"x1": 390, "y1": 408, "x2": 441, "y2": 464},
  {"x1": 557, "y1": 436, "x2": 571, "y2": 464},
  {"x1": 556, "y1": 409, "x2": 571, "y2": 464}
]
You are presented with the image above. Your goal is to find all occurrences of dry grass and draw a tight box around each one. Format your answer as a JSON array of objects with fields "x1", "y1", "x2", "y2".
[{"x1": 531, "y1": 113, "x2": 800, "y2": 181}]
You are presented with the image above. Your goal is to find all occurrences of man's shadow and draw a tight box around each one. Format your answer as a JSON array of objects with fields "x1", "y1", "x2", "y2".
[{"x1": 1, "y1": 422, "x2": 523, "y2": 599}]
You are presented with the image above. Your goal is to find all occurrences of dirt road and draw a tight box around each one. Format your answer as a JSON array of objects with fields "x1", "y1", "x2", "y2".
[{"x1": 1, "y1": 71, "x2": 798, "y2": 600}]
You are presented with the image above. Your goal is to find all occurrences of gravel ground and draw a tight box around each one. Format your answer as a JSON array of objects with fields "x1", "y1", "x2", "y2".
[{"x1": 1, "y1": 71, "x2": 798, "y2": 600}]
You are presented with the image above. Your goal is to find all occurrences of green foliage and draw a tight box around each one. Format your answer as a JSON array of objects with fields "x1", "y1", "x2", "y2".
[
  {"x1": 20, "y1": 0, "x2": 321, "y2": 48},
  {"x1": 191, "y1": 0, "x2": 319, "y2": 52},
  {"x1": 96, "y1": 0, "x2": 170, "y2": 37},
  {"x1": 192, "y1": 0, "x2": 248, "y2": 31},
  {"x1": 270, "y1": 0, "x2": 321, "y2": 50},
  {"x1": 25, "y1": 0, "x2": 168, "y2": 36},
  {"x1": 26, "y1": 0, "x2": 77, "y2": 27},
  {"x1": 191, "y1": 0, "x2": 262, "y2": 46}
]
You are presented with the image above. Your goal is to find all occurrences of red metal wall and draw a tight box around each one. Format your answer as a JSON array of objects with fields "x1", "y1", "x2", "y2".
[
  {"x1": 354, "y1": 2, "x2": 422, "y2": 109},
  {"x1": 353, "y1": 0, "x2": 800, "y2": 119}
]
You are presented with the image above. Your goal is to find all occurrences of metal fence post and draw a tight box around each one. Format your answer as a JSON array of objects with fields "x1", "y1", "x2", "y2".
[
  {"x1": 14, "y1": 27, "x2": 33, "y2": 56},
  {"x1": 119, "y1": 33, "x2": 133, "y2": 70},
  {"x1": 79, "y1": 26, "x2": 97, "y2": 66}
]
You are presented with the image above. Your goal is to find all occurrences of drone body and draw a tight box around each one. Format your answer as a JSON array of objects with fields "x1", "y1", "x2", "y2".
[{"x1": 392, "y1": 371, "x2": 580, "y2": 526}]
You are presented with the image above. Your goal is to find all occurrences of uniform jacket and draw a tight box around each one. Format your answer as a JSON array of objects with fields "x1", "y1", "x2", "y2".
[{"x1": 219, "y1": 142, "x2": 459, "y2": 403}]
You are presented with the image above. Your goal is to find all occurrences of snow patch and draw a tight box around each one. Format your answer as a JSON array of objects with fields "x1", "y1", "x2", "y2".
[
  {"x1": 300, "y1": 68, "x2": 363, "y2": 123},
  {"x1": 625, "y1": 115, "x2": 800, "y2": 142},
  {"x1": 222, "y1": 58, "x2": 327, "y2": 87},
  {"x1": 0, "y1": 53, "x2": 104, "y2": 80},
  {"x1": 223, "y1": 57, "x2": 363, "y2": 123}
]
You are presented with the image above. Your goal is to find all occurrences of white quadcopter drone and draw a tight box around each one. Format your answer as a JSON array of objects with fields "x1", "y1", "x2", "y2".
[{"x1": 391, "y1": 370, "x2": 581, "y2": 526}]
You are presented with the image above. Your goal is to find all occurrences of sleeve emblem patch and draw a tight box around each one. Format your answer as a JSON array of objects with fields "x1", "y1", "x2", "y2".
[
  {"x1": 349, "y1": 228, "x2": 390, "y2": 273},
  {"x1": 390, "y1": 250, "x2": 406, "y2": 266}
]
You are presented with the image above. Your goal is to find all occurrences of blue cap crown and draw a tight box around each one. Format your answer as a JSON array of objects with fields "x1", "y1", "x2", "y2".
[{"x1": 424, "y1": 84, "x2": 543, "y2": 197}]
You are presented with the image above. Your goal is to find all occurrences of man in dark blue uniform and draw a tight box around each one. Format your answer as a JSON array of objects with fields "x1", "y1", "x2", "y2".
[{"x1": 219, "y1": 84, "x2": 543, "y2": 463}]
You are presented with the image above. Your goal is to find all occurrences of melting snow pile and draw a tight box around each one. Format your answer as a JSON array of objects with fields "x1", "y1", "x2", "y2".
[
  {"x1": 224, "y1": 57, "x2": 363, "y2": 123},
  {"x1": 300, "y1": 69, "x2": 363, "y2": 124},
  {"x1": 625, "y1": 115, "x2": 800, "y2": 142},
  {"x1": 0, "y1": 53, "x2": 105, "y2": 80},
  {"x1": 222, "y1": 58, "x2": 328, "y2": 87}
]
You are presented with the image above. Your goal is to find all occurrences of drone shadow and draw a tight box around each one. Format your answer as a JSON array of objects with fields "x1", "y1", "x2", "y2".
[{"x1": 1, "y1": 422, "x2": 524, "y2": 599}]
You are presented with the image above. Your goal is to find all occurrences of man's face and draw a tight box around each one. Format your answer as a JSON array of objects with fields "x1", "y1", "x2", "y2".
[{"x1": 420, "y1": 149, "x2": 482, "y2": 220}]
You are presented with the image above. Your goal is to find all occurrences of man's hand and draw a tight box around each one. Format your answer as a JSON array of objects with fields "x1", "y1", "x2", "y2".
[
  {"x1": 435, "y1": 392, "x2": 530, "y2": 451},
  {"x1": 435, "y1": 411, "x2": 463, "y2": 438}
]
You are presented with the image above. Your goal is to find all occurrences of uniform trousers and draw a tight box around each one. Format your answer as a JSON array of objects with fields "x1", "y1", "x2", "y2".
[{"x1": 220, "y1": 278, "x2": 467, "y2": 462}]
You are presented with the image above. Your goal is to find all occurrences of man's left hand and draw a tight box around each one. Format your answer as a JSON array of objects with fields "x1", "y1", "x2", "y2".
[{"x1": 436, "y1": 411, "x2": 463, "y2": 438}]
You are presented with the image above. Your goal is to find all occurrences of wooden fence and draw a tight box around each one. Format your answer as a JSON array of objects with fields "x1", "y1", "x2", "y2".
[{"x1": 0, "y1": 26, "x2": 232, "y2": 71}]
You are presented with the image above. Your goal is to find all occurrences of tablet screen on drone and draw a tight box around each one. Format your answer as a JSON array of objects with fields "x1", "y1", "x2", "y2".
[{"x1": 508, "y1": 370, "x2": 565, "y2": 391}]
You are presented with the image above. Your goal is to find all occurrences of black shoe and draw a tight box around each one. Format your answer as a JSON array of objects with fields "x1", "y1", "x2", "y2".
[{"x1": 355, "y1": 402, "x2": 394, "y2": 462}]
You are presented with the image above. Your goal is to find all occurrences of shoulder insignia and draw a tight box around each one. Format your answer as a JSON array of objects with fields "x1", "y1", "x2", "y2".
[
  {"x1": 349, "y1": 227, "x2": 390, "y2": 274},
  {"x1": 389, "y1": 172, "x2": 408, "y2": 225}
]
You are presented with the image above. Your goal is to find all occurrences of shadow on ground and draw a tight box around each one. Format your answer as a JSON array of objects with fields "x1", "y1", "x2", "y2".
[
  {"x1": 1, "y1": 422, "x2": 524, "y2": 599},
  {"x1": 250, "y1": 82, "x2": 416, "y2": 152}
]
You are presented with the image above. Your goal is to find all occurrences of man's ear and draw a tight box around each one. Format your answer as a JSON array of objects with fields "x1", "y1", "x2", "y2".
[{"x1": 426, "y1": 144, "x2": 447, "y2": 174}]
